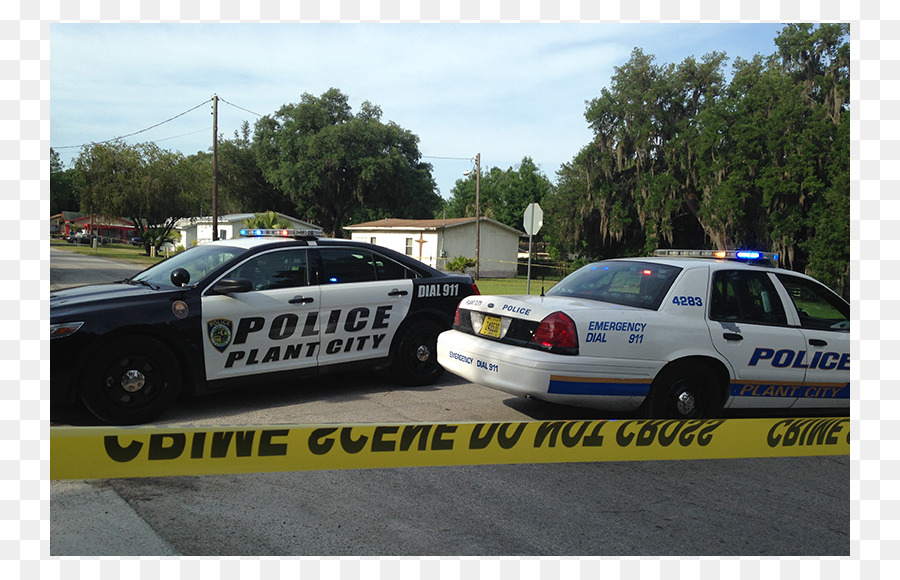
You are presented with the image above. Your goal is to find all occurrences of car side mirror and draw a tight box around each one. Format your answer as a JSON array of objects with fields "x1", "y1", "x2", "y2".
[
  {"x1": 170, "y1": 268, "x2": 191, "y2": 287},
  {"x1": 209, "y1": 278, "x2": 253, "y2": 295}
]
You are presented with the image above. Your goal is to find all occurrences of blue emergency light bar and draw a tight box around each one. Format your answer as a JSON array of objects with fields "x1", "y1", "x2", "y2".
[
  {"x1": 654, "y1": 249, "x2": 780, "y2": 262},
  {"x1": 239, "y1": 228, "x2": 324, "y2": 239}
]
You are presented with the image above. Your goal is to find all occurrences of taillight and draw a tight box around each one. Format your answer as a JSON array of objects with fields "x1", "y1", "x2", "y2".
[
  {"x1": 530, "y1": 312, "x2": 578, "y2": 353},
  {"x1": 470, "y1": 283, "x2": 480, "y2": 295},
  {"x1": 453, "y1": 304, "x2": 461, "y2": 327}
]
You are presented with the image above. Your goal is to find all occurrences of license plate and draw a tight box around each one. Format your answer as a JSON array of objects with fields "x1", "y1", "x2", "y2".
[{"x1": 479, "y1": 315, "x2": 502, "y2": 338}]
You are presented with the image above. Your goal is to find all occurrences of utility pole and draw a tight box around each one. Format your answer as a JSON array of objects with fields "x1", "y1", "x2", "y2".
[
  {"x1": 475, "y1": 152, "x2": 480, "y2": 280},
  {"x1": 212, "y1": 95, "x2": 219, "y2": 241}
]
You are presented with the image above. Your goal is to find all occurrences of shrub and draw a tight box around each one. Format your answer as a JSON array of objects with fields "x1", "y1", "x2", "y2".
[{"x1": 446, "y1": 255, "x2": 476, "y2": 273}]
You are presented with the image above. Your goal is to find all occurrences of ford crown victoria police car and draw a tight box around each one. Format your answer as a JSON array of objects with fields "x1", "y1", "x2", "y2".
[
  {"x1": 437, "y1": 250, "x2": 849, "y2": 419},
  {"x1": 51, "y1": 229, "x2": 479, "y2": 424}
]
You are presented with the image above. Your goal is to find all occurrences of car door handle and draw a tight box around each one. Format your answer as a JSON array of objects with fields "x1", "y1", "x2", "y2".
[
  {"x1": 289, "y1": 296, "x2": 314, "y2": 304},
  {"x1": 388, "y1": 289, "x2": 409, "y2": 296},
  {"x1": 809, "y1": 338, "x2": 828, "y2": 347},
  {"x1": 723, "y1": 333, "x2": 743, "y2": 341}
]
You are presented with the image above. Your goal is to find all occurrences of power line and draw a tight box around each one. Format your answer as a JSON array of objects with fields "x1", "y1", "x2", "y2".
[
  {"x1": 423, "y1": 155, "x2": 476, "y2": 161},
  {"x1": 218, "y1": 97, "x2": 264, "y2": 118},
  {"x1": 53, "y1": 98, "x2": 470, "y2": 160},
  {"x1": 54, "y1": 98, "x2": 214, "y2": 150},
  {"x1": 152, "y1": 127, "x2": 210, "y2": 143}
]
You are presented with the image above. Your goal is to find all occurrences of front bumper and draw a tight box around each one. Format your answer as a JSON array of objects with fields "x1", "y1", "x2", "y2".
[
  {"x1": 436, "y1": 330, "x2": 661, "y2": 412},
  {"x1": 50, "y1": 333, "x2": 93, "y2": 404}
]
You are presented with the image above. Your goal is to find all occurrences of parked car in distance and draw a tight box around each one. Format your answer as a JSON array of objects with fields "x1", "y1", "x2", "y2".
[{"x1": 66, "y1": 233, "x2": 111, "y2": 246}]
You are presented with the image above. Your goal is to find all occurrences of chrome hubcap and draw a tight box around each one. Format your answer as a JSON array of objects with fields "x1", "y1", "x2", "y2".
[
  {"x1": 121, "y1": 369, "x2": 146, "y2": 393},
  {"x1": 676, "y1": 391, "x2": 696, "y2": 416},
  {"x1": 415, "y1": 345, "x2": 431, "y2": 362}
]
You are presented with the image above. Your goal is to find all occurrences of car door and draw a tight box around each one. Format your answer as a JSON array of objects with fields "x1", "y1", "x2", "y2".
[
  {"x1": 315, "y1": 247, "x2": 414, "y2": 369},
  {"x1": 201, "y1": 247, "x2": 321, "y2": 382},
  {"x1": 774, "y1": 273, "x2": 851, "y2": 409},
  {"x1": 706, "y1": 268, "x2": 807, "y2": 409}
]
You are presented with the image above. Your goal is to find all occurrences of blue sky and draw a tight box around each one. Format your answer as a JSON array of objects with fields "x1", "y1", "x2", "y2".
[{"x1": 51, "y1": 23, "x2": 787, "y2": 206}]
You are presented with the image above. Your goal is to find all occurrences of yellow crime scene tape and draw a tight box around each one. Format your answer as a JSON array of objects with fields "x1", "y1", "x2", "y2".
[{"x1": 50, "y1": 416, "x2": 850, "y2": 480}]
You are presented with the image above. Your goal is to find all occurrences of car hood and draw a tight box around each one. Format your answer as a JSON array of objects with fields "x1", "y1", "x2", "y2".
[
  {"x1": 50, "y1": 282, "x2": 166, "y2": 313},
  {"x1": 457, "y1": 294, "x2": 643, "y2": 322}
]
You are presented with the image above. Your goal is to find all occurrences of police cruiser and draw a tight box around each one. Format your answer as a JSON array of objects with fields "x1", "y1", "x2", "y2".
[
  {"x1": 51, "y1": 229, "x2": 479, "y2": 424},
  {"x1": 437, "y1": 249, "x2": 849, "y2": 418}
]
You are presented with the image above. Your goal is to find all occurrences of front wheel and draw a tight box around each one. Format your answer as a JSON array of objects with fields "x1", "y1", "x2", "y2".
[
  {"x1": 80, "y1": 336, "x2": 182, "y2": 425},
  {"x1": 646, "y1": 363, "x2": 721, "y2": 419},
  {"x1": 391, "y1": 320, "x2": 445, "y2": 386}
]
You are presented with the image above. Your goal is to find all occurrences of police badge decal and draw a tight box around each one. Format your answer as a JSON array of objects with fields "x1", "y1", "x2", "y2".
[{"x1": 207, "y1": 319, "x2": 233, "y2": 353}]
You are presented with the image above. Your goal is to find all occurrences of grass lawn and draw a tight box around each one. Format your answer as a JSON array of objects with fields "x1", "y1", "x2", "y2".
[
  {"x1": 50, "y1": 239, "x2": 169, "y2": 267},
  {"x1": 475, "y1": 276, "x2": 560, "y2": 296}
]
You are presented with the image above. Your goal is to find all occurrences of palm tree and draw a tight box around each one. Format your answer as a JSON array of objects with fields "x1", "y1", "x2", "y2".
[{"x1": 242, "y1": 211, "x2": 292, "y2": 230}]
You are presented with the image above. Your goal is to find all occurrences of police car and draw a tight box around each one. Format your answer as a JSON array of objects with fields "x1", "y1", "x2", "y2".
[
  {"x1": 50, "y1": 229, "x2": 479, "y2": 424},
  {"x1": 437, "y1": 249, "x2": 849, "y2": 419}
]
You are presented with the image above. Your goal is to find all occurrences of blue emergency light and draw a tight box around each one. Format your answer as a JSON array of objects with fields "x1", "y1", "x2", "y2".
[
  {"x1": 654, "y1": 249, "x2": 780, "y2": 263},
  {"x1": 239, "y1": 228, "x2": 324, "y2": 239}
]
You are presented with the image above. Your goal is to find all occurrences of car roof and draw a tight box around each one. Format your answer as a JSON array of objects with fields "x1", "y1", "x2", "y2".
[
  {"x1": 206, "y1": 235, "x2": 446, "y2": 277},
  {"x1": 207, "y1": 236, "x2": 373, "y2": 250},
  {"x1": 609, "y1": 255, "x2": 791, "y2": 273}
]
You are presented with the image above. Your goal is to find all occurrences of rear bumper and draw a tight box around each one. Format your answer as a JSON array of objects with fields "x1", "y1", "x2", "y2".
[{"x1": 437, "y1": 330, "x2": 660, "y2": 412}]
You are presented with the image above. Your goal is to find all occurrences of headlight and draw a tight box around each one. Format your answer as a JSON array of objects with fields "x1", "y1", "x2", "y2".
[{"x1": 50, "y1": 322, "x2": 84, "y2": 339}]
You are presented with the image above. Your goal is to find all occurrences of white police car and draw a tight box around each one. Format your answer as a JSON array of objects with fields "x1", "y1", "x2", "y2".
[
  {"x1": 51, "y1": 229, "x2": 479, "y2": 424},
  {"x1": 437, "y1": 249, "x2": 849, "y2": 418}
]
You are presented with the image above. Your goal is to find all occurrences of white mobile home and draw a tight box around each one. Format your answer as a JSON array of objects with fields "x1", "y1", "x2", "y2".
[{"x1": 344, "y1": 217, "x2": 524, "y2": 278}]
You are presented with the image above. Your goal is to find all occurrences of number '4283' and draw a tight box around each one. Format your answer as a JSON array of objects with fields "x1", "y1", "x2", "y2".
[{"x1": 673, "y1": 296, "x2": 703, "y2": 307}]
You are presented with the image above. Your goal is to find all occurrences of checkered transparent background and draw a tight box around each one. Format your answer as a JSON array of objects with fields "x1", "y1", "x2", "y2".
[{"x1": 4, "y1": 0, "x2": 893, "y2": 578}]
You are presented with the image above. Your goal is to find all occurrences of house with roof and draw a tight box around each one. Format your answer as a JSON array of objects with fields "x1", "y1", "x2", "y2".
[
  {"x1": 173, "y1": 212, "x2": 320, "y2": 247},
  {"x1": 50, "y1": 212, "x2": 138, "y2": 242},
  {"x1": 344, "y1": 217, "x2": 524, "y2": 278}
]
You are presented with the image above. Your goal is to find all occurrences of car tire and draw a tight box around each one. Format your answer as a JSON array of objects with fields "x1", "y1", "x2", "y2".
[
  {"x1": 80, "y1": 336, "x2": 181, "y2": 425},
  {"x1": 391, "y1": 319, "x2": 445, "y2": 386},
  {"x1": 646, "y1": 362, "x2": 720, "y2": 419}
]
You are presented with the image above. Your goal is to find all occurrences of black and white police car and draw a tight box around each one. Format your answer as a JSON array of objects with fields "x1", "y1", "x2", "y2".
[
  {"x1": 437, "y1": 249, "x2": 849, "y2": 419},
  {"x1": 51, "y1": 229, "x2": 479, "y2": 424}
]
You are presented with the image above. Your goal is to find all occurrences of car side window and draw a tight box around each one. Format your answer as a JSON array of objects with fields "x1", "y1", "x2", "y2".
[
  {"x1": 373, "y1": 252, "x2": 419, "y2": 280},
  {"x1": 710, "y1": 270, "x2": 788, "y2": 325},
  {"x1": 320, "y1": 248, "x2": 378, "y2": 284},
  {"x1": 320, "y1": 248, "x2": 418, "y2": 283},
  {"x1": 776, "y1": 274, "x2": 850, "y2": 331},
  {"x1": 225, "y1": 249, "x2": 310, "y2": 291}
]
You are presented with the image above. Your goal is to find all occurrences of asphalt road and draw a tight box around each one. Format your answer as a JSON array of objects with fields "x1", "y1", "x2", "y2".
[
  {"x1": 49, "y1": 246, "x2": 145, "y2": 291},
  {"x1": 49, "y1": 247, "x2": 849, "y2": 556}
]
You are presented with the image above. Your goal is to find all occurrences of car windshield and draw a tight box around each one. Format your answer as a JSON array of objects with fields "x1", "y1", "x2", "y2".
[
  {"x1": 130, "y1": 244, "x2": 247, "y2": 289},
  {"x1": 546, "y1": 260, "x2": 682, "y2": 310}
]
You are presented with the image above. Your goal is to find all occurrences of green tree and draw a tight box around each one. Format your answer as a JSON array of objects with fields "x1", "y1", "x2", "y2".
[
  {"x1": 775, "y1": 23, "x2": 850, "y2": 124},
  {"x1": 252, "y1": 89, "x2": 442, "y2": 237},
  {"x1": 542, "y1": 150, "x2": 636, "y2": 260},
  {"x1": 549, "y1": 24, "x2": 849, "y2": 295},
  {"x1": 444, "y1": 156, "x2": 554, "y2": 230},
  {"x1": 775, "y1": 23, "x2": 850, "y2": 296},
  {"x1": 50, "y1": 148, "x2": 78, "y2": 216},
  {"x1": 215, "y1": 122, "x2": 296, "y2": 215},
  {"x1": 73, "y1": 141, "x2": 201, "y2": 254}
]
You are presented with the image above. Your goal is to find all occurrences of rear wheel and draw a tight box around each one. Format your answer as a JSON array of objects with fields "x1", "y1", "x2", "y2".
[
  {"x1": 80, "y1": 336, "x2": 181, "y2": 425},
  {"x1": 392, "y1": 319, "x2": 445, "y2": 386},
  {"x1": 646, "y1": 362, "x2": 720, "y2": 419}
]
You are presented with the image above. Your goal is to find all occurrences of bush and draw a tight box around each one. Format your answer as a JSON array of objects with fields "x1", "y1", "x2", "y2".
[{"x1": 446, "y1": 255, "x2": 476, "y2": 273}]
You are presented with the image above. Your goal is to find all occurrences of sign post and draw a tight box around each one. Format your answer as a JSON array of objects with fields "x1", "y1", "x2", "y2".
[{"x1": 522, "y1": 203, "x2": 543, "y2": 294}]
